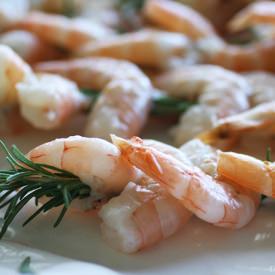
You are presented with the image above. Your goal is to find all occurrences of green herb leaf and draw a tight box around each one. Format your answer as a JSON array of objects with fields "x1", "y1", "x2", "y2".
[{"x1": 19, "y1": 256, "x2": 34, "y2": 274}]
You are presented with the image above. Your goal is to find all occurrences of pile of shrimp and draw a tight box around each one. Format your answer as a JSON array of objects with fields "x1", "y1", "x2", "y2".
[{"x1": 1, "y1": 0, "x2": 275, "y2": 254}]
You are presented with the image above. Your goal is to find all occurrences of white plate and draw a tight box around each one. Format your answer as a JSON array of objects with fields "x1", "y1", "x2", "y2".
[{"x1": 1, "y1": 117, "x2": 275, "y2": 275}]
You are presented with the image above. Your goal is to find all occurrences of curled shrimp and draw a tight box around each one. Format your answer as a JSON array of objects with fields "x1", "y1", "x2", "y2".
[
  {"x1": 16, "y1": 73, "x2": 88, "y2": 130},
  {"x1": 78, "y1": 29, "x2": 191, "y2": 69},
  {"x1": 0, "y1": 45, "x2": 32, "y2": 106},
  {"x1": 34, "y1": 57, "x2": 151, "y2": 90},
  {"x1": 27, "y1": 135, "x2": 138, "y2": 195},
  {"x1": 34, "y1": 57, "x2": 153, "y2": 139},
  {"x1": 197, "y1": 36, "x2": 275, "y2": 72},
  {"x1": 99, "y1": 179, "x2": 191, "y2": 253},
  {"x1": 200, "y1": 101, "x2": 275, "y2": 150},
  {"x1": 217, "y1": 151, "x2": 275, "y2": 198},
  {"x1": 154, "y1": 65, "x2": 250, "y2": 145},
  {"x1": 228, "y1": 1, "x2": 275, "y2": 33},
  {"x1": 112, "y1": 135, "x2": 260, "y2": 229},
  {"x1": 244, "y1": 71, "x2": 275, "y2": 106},
  {"x1": 143, "y1": 0, "x2": 216, "y2": 40},
  {"x1": 15, "y1": 11, "x2": 114, "y2": 51},
  {"x1": 0, "y1": 30, "x2": 64, "y2": 64}
]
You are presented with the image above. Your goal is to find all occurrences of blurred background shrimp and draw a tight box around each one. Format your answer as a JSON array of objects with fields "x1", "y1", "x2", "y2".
[
  {"x1": 0, "y1": 45, "x2": 32, "y2": 106},
  {"x1": 78, "y1": 29, "x2": 191, "y2": 69},
  {"x1": 17, "y1": 73, "x2": 88, "y2": 130},
  {"x1": 0, "y1": 30, "x2": 64, "y2": 64},
  {"x1": 154, "y1": 65, "x2": 251, "y2": 145},
  {"x1": 112, "y1": 135, "x2": 260, "y2": 229},
  {"x1": 34, "y1": 57, "x2": 152, "y2": 90},
  {"x1": 14, "y1": 11, "x2": 115, "y2": 52}
]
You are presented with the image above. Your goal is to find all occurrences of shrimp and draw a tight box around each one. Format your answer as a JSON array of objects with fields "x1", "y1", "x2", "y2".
[
  {"x1": 0, "y1": 30, "x2": 64, "y2": 64},
  {"x1": 197, "y1": 36, "x2": 275, "y2": 72},
  {"x1": 228, "y1": 1, "x2": 275, "y2": 33},
  {"x1": 112, "y1": 135, "x2": 260, "y2": 229},
  {"x1": 154, "y1": 65, "x2": 250, "y2": 145},
  {"x1": 0, "y1": 0, "x2": 29, "y2": 30},
  {"x1": 31, "y1": 0, "x2": 85, "y2": 15},
  {"x1": 86, "y1": 78, "x2": 152, "y2": 139},
  {"x1": 244, "y1": 72, "x2": 275, "y2": 106},
  {"x1": 217, "y1": 151, "x2": 275, "y2": 198},
  {"x1": 34, "y1": 57, "x2": 151, "y2": 90},
  {"x1": 16, "y1": 73, "x2": 88, "y2": 130},
  {"x1": 34, "y1": 57, "x2": 153, "y2": 139},
  {"x1": 0, "y1": 45, "x2": 32, "y2": 106},
  {"x1": 78, "y1": 29, "x2": 191, "y2": 69},
  {"x1": 14, "y1": 11, "x2": 114, "y2": 51},
  {"x1": 199, "y1": 101, "x2": 275, "y2": 149},
  {"x1": 27, "y1": 135, "x2": 138, "y2": 195},
  {"x1": 99, "y1": 180, "x2": 192, "y2": 253},
  {"x1": 143, "y1": 0, "x2": 216, "y2": 40}
]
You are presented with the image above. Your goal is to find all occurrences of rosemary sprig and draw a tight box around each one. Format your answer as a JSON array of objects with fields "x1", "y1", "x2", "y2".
[
  {"x1": 0, "y1": 140, "x2": 92, "y2": 239},
  {"x1": 81, "y1": 89, "x2": 194, "y2": 116},
  {"x1": 19, "y1": 256, "x2": 34, "y2": 274}
]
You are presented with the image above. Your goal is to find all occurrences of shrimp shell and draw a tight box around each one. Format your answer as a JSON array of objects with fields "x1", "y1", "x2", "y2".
[
  {"x1": 143, "y1": 0, "x2": 216, "y2": 40},
  {"x1": 78, "y1": 29, "x2": 191, "y2": 69}
]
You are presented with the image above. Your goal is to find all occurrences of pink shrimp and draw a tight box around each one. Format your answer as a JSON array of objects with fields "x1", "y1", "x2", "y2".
[{"x1": 112, "y1": 135, "x2": 260, "y2": 229}]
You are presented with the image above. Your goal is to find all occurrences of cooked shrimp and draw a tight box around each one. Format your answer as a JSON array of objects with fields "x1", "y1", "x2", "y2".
[
  {"x1": 16, "y1": 73, "x2": 88, "y2": 130},
  {"x1": 143, "y1": 0, "x2": 216, "y2": 40},
  {"x1": 197, "y1": 36, "x2": 275, "y2": 72},
  {"x1": 200, "y1": 101, "x2": 275, "y2": 149},
  {"x1": 228, "y1": 1, "x2": 275, "y2": 33},
  {"x1": 34, "y1": 57, "x2": 151, "y2": 90},
  {"x1": 31, "y1": 0, "x2": 85, "y2": 15},
  {"x1": 217, "y1": 151, "x2": 275, "y2": 198},
  {"x1": 244, "y1": 72, "x2": 275, "y2": 106},
  {"x1": 112, "y1": 135, "x2": 260, "y2": 229},
  {"x1": 86, "y1": 78, "x2": 152, "y2": 139},
  {"x1": 15, "y1": 11, "x2": 114, "y2": 51},
  {"x1": 78, "y1": 29, "x2": 191, "y2": 69},
  {"x1": 99, "y1": 180, "x2": 192, "y2": 253},
  {"x1": 0, "y1": 0, "x2": 29, "y2": 30},
  {"x1": 0, "y1": 30, "x2": 64, "y2": 64},
  {"x1": 0, "y1": 45, "x2": 32, "y2": 106},
  {"x1": 34, "y1": 57, "x2": 152, "y2": 139},
  {"x1": 154, "y1": 65, "x2": 250, "y2": 145},
  {"x1": 27, "y1": 135, "x2": 138, "y2": 195}
]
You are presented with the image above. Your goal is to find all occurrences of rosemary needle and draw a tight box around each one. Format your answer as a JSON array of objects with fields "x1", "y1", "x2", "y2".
[{"x1": 0, "y1": 140, "x2": 93, "y2": 239}]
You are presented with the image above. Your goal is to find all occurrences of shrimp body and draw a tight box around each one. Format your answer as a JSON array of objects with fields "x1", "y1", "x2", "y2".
[
  {"x1": 143, "y1": 0, "x2": 216, "y2": 40},
  {"x1": 34, "y1": 57, "x2": 152, "y2": 139},
  {"x1": 27, "y1": 136, "x2": 137, "y2": 195},
  {"x1": 0, "y1": 45, "x2": 32, "y2": 106},
  {"x1": 99, "y1": 180, "x2": 191, "y2": 253},
  {"x1": 112, "y1": 136, "x2": 259, "y2": 229},
  {"x1": 17, "y1": 73, "x2": 88, "y2": 130},
  {"x1": 78, "y1": 29, "x2": 191, "y2": 69},
  {"x1": 228, "y1": 1, "x2": 275, "y2": 33},
  {"x1": 155, "y1": 65, "x2": 250, "y2": 145},
  {"x1": 200, "y1": 101, "x2": 275, "y2": 149},
  {"x1": 0, "y1": 30, "x2": 63, "y2": 64},
  {"x1": 218, "y1": 151, "x2": 275, "y2": 198},
  {"x1": 197, "y1": 37, "x2": 275, "y2": 72},
  {"x1": 15, "y1": 11, "x2": 114, "y2": 51},
  {"x1": 244, "y1": 72, "x2": 275, "y2": 106},
  {"x1": 34, "y1": 57, "x2": 151, "y2": 90},
  {"x1": 85, "y1": 79, "x2": 151, "y2": 139}
]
